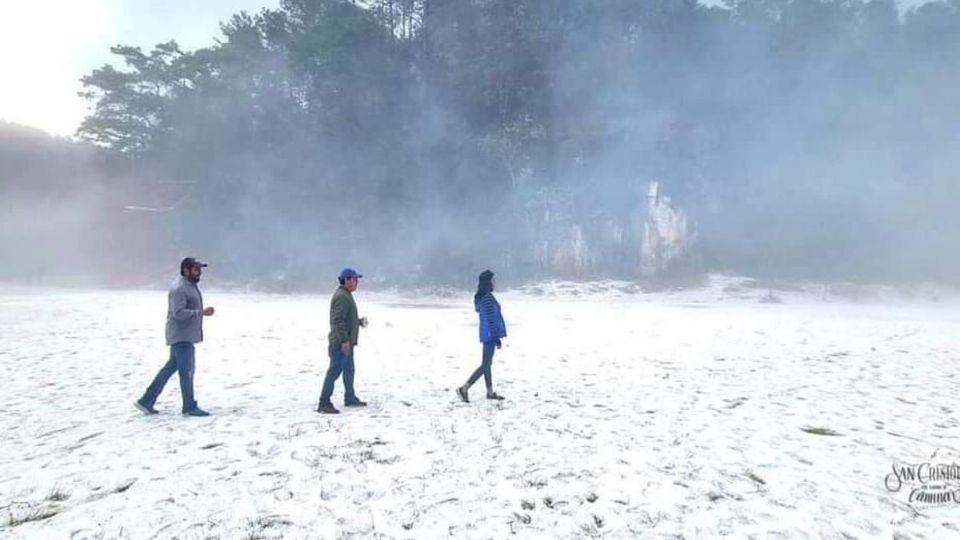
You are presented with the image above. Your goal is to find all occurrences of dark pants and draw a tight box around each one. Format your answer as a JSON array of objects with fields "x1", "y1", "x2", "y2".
[
  {"x1": 467, "y1": 341, "x2": 497, "y2": 390},
  {"x1": 140, "y1": 342, "x2": 197, "y2": 413},
  {"x1": 319, "y1": 342, "x2": 358, "y2": 405}
]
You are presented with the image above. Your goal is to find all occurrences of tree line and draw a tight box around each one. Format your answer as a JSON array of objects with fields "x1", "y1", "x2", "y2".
[{"x1": 6, "y1": 0, "x2": 960, "y2": 287}]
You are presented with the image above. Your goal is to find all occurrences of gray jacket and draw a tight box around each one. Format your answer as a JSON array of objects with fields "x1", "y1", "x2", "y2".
[{"x1": 165, "y1": 276, "x2": 204, "y2": 346}]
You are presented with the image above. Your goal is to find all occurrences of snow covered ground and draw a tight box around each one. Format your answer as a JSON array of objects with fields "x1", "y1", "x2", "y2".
[{"x1": 1, "y1": 281, "x2": 959, "y2": 539}]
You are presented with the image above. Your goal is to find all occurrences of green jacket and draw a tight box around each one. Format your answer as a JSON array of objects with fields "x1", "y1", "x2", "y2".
[{"x1": 328, "y1": 285, "x2": 360, "y2": 345}]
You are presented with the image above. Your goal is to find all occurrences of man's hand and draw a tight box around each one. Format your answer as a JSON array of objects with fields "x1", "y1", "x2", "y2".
[
  {"x1": 496, "y1": 338, "x2": 502, "y2": 349},
  {"x1": 202, "y1": 306, "x2": 215, "y2": 317},
  {"x1": 359, "y1": 316, "x2": 368, "y2": 328},
  {"x1": 341, "y1": 341, "x2": 353, "y2": 355}
]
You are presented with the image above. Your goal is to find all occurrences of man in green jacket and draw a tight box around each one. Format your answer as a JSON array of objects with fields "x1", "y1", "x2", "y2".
[{"x1": 317, "y1": 268, "x2": 368, "y2": 414}]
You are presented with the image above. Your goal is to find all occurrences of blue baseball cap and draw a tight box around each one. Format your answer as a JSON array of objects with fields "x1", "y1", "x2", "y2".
[{"x1": 339, "y1": 268, "x2": 363, "y2": 280}]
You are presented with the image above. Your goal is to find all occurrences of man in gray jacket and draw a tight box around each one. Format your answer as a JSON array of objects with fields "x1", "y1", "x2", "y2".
[{"x1": 136, "y1": 257, "x2": 215, "y2": 417}]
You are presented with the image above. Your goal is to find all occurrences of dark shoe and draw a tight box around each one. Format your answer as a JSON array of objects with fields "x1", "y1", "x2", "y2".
[
  {"x1": 456, "y1": 386, "x2": 469, "y2": 403},
  {"x1": 182, "y1": 407, "x2": 210, "y2": 417},
  {"x1": 317, "y1": 402, "x2": 340, "y2": 414},
  {"x1": 486, "y1": 392, "x2": 505, "y2": 401},
  {"x1": 135, "y1": 400, "x2": 159, "y2": 415},
  {"x1": 344, "y1": 399, "x2": 367, "y2": 407}
]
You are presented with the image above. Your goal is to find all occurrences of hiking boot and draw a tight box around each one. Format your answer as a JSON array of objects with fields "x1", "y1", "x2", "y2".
[
  {"x1": 344, "y1": 399, "x2": 367, "y2": 407},
  {"x1": 486, "y1": 392, "x2": 505, "y2": 401},
  {"x1": 135, "y1": 400, "x2": 159, "y2": 415},
  {"x1": 182, "y1": 407, "x2": 211, "y2": 417},
  {"x1": 456, "y1": 386, "x2": 469, "y2": 403},
  {"x1": 317, "y1": 402, "x2": 340, "y2": 414}
]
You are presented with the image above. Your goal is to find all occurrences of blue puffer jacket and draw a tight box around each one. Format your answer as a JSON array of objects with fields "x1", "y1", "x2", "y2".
[{"x1": 476, "y1": 292, "x2": 507, "y2": 343}]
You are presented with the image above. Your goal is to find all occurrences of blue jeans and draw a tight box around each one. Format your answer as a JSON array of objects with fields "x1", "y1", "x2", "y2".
[
  {"x1": 467, "y1": 341, "x2": 496, "y2": 390},
  {"x1": 140, "y1": 342, "x2": 197, "y2": 413},
  {"x1": 319, "y1": 342, "x2": 358, "y2": 405}
]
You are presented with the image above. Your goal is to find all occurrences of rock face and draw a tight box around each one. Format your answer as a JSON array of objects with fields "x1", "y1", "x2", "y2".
[
  {"x1": 641, "y1": 181, "x2": 690, "y2": 276},
  {"x1": 522, "y1": 181, "x2": 692, "y2": 279}
]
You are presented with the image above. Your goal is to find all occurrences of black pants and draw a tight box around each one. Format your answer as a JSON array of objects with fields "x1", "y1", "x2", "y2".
[{"x1": 467, "y1": 341, "x2": 496, "y2": 390}]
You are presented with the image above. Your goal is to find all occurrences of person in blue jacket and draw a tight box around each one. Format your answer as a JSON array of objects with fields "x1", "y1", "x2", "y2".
[{"x1": 457, "y1": 269, "x2": 507, "y2": 402}]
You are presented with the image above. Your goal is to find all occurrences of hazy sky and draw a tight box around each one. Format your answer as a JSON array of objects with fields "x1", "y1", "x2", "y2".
[
  {"x1": 0, "y1": 0, "x2": 930, "y2": 137},
  {"x1": 0, "y1": 0, "x2": 277, "y2": 136}
]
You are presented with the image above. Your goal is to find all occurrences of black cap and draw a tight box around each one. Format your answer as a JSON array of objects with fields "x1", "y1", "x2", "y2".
[
  {"x1": 479, "y1": 269, "x2": 494, "y2": 282},
  {"x1": 180, "y1": 257, "x2": 208, "y2": 273}
]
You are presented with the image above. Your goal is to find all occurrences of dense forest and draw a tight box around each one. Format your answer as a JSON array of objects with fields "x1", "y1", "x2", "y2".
[{"x1": 3, "y1": 0, "x2": 960, "y2": 288}]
